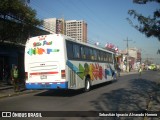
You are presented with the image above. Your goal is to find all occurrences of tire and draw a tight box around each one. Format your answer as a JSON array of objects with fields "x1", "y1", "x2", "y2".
[{"x1": 84, "y1": 78, "x2": 91, "y2": 92}]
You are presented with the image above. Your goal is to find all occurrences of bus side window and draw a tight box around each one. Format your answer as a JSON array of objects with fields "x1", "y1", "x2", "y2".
[
  {"x1": 80, "y1": 46, "x2": 86, "y2": 59},
  {"x1": 89, "y1": 48, "x2": 94, "y2": 60},
  {"x1": 93, "y1": 49, "x2": 97, "y2": 61},
  {"x1": 109, "y1": 53, "x2": 112, "y2": 63},
  {"x1": 66, "y1": 41, "x2": 73, "y2": 59},
  {"x1": 97, "y1": 51, "x2": 101, "y2": 61},
  {"x1": 104, "y1": 53, "x2": 107, "y2": 62},
  {"x1": 106, "y1": 53, "x2": 109, "y2": 62},
  {"x1": 113, "y1": 54, "x2": 116, "y2": 64},
  {"x1": 100, "y1": 51, "x2": 104, "y2": 61},
  {"x1": 73, "y1": 44, "x2": 80, "y2": 59},
  {"x1": 85, "y1": 47, "x2": 89, "y2": 60}
]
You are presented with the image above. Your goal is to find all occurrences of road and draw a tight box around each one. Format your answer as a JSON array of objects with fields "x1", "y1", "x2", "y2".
[{"x1": 0, "y1": 71, "x2": 160, "y2": 120}]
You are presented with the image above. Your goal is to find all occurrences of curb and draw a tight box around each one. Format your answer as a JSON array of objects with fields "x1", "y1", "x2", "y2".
[
  {"x1": 0, "y1": 83, "x2": 24, "y2": 90},
  {"x1": 0, "y1": 89, "x2": 39, "y2": 99},
  {"x1": 120, "y1": 71, "x2": 138, "y2": 76},
  {"x1": 0, "y1": 86, "x2": 13, "y2": 90}
]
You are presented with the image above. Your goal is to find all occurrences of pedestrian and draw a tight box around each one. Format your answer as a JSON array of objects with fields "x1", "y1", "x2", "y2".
[
  {"x1": 112, "y1": 70, "x2": 116, "y2": 80},
  {"x1": 110, "y1": 65, "x2": 116, "y2": 80},
  {"x1": 111, "y1": 67, "x2": 117, "y2": 80},
  {"x1": 116, "y1": 64, "x2": 121, "y2": 77},
  {"x1": 11, "y1": 65, "x2": 20, "y2": 92},
  {"x1": 138, "y1": 66, "x2": 142, "y2": 77}
]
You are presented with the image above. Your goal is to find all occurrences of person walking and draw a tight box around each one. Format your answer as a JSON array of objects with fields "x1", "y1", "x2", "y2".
[
  {"x1": 116, "y1": 64, "x2": 121, "y2": 77},
  {"x1": 138, "y1": 66, "x2": 142, "y2": 77},
  {"x1": 11, "y1": 65, "x2": 20, "y2": 92}
]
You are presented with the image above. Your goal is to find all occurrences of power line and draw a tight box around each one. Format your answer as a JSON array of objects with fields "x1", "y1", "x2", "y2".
[
  {"x1": 31, "y1": 0, "x2": 58, "y2": 19},
  {"x1": 79, "y1": 0, "x2": 127, "y2": 44}
]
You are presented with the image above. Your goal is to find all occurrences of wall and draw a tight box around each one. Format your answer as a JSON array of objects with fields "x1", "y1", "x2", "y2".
[{"x1": 0, "y1": 43, "x2": 25, "y2": 83}]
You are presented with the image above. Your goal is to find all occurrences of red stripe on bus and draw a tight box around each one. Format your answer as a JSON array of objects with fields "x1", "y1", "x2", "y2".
[{"x1": 30, "y1": 72, "x2": 58, "y2": 75}]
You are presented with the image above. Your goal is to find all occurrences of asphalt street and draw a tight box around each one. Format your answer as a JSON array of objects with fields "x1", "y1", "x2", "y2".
[{"x1": 0, "y1": 71, "x2": 160, "y2": 120}]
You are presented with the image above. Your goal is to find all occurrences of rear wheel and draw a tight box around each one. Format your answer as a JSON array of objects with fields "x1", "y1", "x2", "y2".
[{"x1": 84, "y1": 78, "x2": 91, "y2": 92}]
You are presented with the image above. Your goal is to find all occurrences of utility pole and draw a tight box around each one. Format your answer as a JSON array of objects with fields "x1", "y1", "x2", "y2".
[{"x1": 124, "y1": 37, "x2": 132, "y2": 72}]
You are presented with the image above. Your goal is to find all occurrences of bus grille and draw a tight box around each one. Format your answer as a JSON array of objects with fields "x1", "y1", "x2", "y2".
[{"x1": 70, "y1": 69, "x2": 76, "y2": 88}]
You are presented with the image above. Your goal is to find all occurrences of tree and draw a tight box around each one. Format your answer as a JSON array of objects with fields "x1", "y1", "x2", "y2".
[
  {"x1": 127, "y1": 0, "x2": 160, "y2": 41},
  {"x1": 0, "y1": 0, "x2": 42, "y2": 43}
]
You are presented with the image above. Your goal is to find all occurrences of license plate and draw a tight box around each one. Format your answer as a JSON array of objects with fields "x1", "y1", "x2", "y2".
[{"x1": 40, "y1": 75, "x2": 47, "y2": 79}]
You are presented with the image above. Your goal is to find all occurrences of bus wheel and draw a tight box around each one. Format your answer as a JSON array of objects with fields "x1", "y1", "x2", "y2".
[{"x1": 84, "y1": 78, "x2": 90, "y2": 92}]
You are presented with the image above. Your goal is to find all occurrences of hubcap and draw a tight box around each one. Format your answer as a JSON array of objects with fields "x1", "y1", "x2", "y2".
[{"x1": 86, "y1": 81, "x2": 90, "y2": 90}]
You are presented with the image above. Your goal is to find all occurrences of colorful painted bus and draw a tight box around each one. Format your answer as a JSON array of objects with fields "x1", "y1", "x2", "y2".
[{"x1": 25, "y1": 34, "x2": 116, "y2": 91}]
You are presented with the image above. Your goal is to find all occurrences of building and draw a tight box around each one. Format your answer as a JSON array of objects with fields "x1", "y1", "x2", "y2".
[
  {"x1": 43, "y1": 18, "x2": 66, "y2": 34},
  {"x1": 0, "y1": 43, "x2": 24, "y2": 83},
  {"x1": 43, "y1": 18, "x2": 88, "y2": 42},
  {"x1": 66, "y1": 20, "x2": 87, "y2": 43},
  {"x1": 43, "y1": 18, "x2": 57, "y2": 33},
  {"x1": 128, "y1": 48, "x2": 141, "y2": 63},
  {"x1": 120, "y1": 48, "x2": 142, "y2": 71},
  {"x1": 56, "y1": 18, "x2": 66, "y2": 34}
]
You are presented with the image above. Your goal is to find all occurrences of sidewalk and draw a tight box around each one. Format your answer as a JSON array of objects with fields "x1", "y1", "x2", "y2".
[
  {"x1": 0, "y1": 81, "x2": 38, "y2": 99},
  {"x1": 120, "y1": 70, "x2": 138, "y2": 76},
  {"x1": 0, "y1": 71, "x2": 138, "y2": 99}
]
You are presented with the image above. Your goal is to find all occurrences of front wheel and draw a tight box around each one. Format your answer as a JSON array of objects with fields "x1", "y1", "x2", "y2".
[{"x1": 84, "y1": 78, "x2": 91, "y2": 92}]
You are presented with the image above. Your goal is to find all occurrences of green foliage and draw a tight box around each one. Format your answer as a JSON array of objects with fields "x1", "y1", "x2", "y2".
[
  {"x1": 0, "y1": 0, "x2": 43, "y2": 43},
  {"x1": 127, "y1": 0, "x2": 160, "y2": 41},
  {"x1": 0, "y1": 0, "x2": 41, "y2": 25}
]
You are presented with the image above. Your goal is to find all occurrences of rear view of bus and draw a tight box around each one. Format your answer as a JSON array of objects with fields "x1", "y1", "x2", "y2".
[{"x1": 25, "y1": 34, "x2": 67, "y2": 89}]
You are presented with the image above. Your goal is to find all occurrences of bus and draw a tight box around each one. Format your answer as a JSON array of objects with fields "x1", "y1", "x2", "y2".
[{"x1": 25, "y1": 34, "x2": 117, "y2": 91}]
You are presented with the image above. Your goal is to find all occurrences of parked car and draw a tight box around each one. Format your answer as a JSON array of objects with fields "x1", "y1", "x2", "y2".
[{"x1": 148, "y1": 64, "x2": 157, "y2": 71}]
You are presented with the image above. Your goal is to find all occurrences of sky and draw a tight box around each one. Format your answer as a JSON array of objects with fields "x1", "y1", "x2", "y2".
[{"x1": 30, "y1": 0, "x2": 160, "y2": 64}]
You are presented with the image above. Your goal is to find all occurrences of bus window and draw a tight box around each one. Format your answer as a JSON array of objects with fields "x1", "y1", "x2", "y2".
[
  {"x1": 104, "y1": 53, "x2": 107, "y2": 62},
  {"x1": 93, "y1": 49, "x2": 97, "y2": 61},
  {"x1": 89, "y1": 48, "x2": 94, "y2": 60},
  {"x1": 73, "y1": 44, "x2": 80, "y2": 59},
  {"x1": 84, "y1": 47, "x2": 89, "y2": 60},
  {"x1": 111, "y1": 54, "x2": 113, "y2": 63},
  {"x1": 100, "y1": 51, "x2": 104, "y2": 61},
  {"x1": 106, "y1": 53, "x2": 109, "y2": 62},
  {"x1": 113, "y1": 54, "x2": 116, "y2": 64},
  {"x1": 109, "y1": 53, "x2": 112, "y2": 63},
  {"x1": 66, "y1": 41, "x2": 73, "y2": 59},
  {"x1": 97, "y1": 50, "x2": 101, "y2": 61},
  {"x1": 80, "y1": 46, "x2": 86, "y2": 59}
]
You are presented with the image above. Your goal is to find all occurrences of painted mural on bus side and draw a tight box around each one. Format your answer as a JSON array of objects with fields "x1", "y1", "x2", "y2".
[{"x1": 66, "y1": 60, "x2": 113, "y2": 80}]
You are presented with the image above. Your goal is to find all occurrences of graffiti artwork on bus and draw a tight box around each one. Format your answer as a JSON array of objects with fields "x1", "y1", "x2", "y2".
[
  {"x1": 27, "y1": 48, "x2": 60, "y2": 56},
  {"x1": 66, "y1": 60, "x2": 112, "y2": 80}
]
